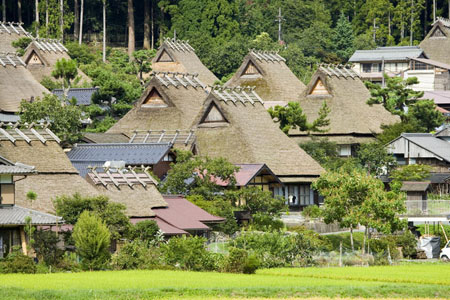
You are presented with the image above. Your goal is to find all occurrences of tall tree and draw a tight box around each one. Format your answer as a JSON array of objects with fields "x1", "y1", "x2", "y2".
[
  {"x1": 18, "y1": 0, "x2": 22, "y2": 23},
  {"x1": 2, "y1": 0, "x2": 5, "y2": 22},
  {"x1": 143, "y1": 0, "x2": 150, "y2": 49},
  {"x1": 127, "y1": 0, "x2": 135, "y2": 60},
  {"x1": 333, "y1": 12, "x2": 355, "y2": 61},
  {"x1": 78, "y1": 0, "x2": 84, "y2": 44},
  {"x1": 102, "y1": 0, "x2": 106, "y2": 62},
  {"x1": 59, "y1": 0, "x2": 64, "y2": 40},
  {"x1": 35, "y1": 0, "x2": 40, "y2": 35},
  {"x1": 74, "y1": 0, "x2": 79, "y2": 40}
]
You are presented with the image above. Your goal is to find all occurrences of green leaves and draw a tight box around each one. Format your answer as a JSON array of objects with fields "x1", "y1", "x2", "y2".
[
  {"x1": 269, "y1": 101, "x2": 330, "y2": 134},
  {"x1": 73, "y1": 211, "x2": 111, "y2": 271},
  {"x1": 19, "y1": 94, "x2": 83, "y2": 145},
  {"x1": 313, "y1": 167, "x2": 405, "y2": 234}
]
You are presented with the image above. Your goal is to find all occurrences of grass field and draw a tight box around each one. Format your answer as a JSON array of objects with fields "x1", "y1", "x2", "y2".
[{"x1": 0, "y1": 262, "x2": 449, "y2": 299}]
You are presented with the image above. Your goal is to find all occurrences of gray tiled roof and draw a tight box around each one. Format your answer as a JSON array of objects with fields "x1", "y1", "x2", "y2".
[
  {"x1": 0, "y1": 113, "x2": 20, "y2": 123},
  {"x1": 0, "y1": 164, "x2": 35, "y2": 174},
  {"x1": 401, "y1": 133, "x2": 450, "y2": 163},
  {"x1": 68, "y1": 143, "x2": 172, "y2": 177},
  {"x1": 53, "y1": 88, "x2": 99, "y2": 105},
  {"x1": 349, "y1": 46, "x2": 425, "y2": 62},
  {"x1": 0, "y1": 205, "x2": 62, "y2": 225}
]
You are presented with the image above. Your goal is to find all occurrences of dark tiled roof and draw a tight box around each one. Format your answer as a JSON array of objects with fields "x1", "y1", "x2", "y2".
[
  {"x1": 0, "y1": 113, "x2": 20, "y2": 123},
  {"x1": 52, "y1": 88, "x2": 99, "y2": 105},
  {"x1": 349, "y1": 46, "x2": 424, "y2": 62},
  {"x1": 400, "y1": 181, "x2": 430, "y2": 192},
  {"x1": 67, "y1": 143, "x2": 172, "y2": 177},
  {"x1": 400, "y1": 133, "x2": 450, "y2": 163},
  {"x1": 0, "y1": 205, "x2": 62, "y2": 225}
]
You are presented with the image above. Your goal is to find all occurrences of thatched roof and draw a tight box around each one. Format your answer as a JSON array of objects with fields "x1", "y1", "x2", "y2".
[
  {"x1": 226, "y1": 50, "x2": 306, "y2": 105},
  {"x1": 420, "y1": 17, "x2": 450, "y2": 65},
  {"x1": 0, "y1": 53, "x2": 49, "y2": 112},
  {"x1": 291, "y1": 65, "x2": 399, "y2": 141},
  {"x1": 0, "y1": 123, "x2": 99, "y2": 213},
  {"x1": 108, "y1": 72, "x2": 208, "y2": 136},
  {"x1": 23, "y1": 39, "x2": 91, "y2": 83},
  {"x1": 85, "y1": 167, "x2": 167, "y2": 217},
  {"x1": 0, "y1": 22, "x2": 31, "y2": 53},
  {"x1": 193, "y1": 86, "x2": 324, "y2": 180},
  {"x1": 151, "y1": 38, "x2": 218, "y2": 85}
]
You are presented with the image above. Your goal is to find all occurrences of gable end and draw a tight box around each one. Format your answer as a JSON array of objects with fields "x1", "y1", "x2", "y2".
[
  {"x1": 308, "y1": 78, "x2": 329, "y2": 96},
  {"x1": 200, "y1": 103, "x2": 228, "y2": 124},
  {"x1": 156, "y1": 49, "x2": 174, "y2": 62},
  {"x1": 142, "y1": 88, "x2": 168, "y2": 108},
  {"x1": 430, "y1": 25, "x2": 447, "y2": 38}
]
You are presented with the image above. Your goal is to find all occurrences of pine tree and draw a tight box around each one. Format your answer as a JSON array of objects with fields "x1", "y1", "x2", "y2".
[{"x1": 333, "y1": 12, "x2": 355, "y2": 62}]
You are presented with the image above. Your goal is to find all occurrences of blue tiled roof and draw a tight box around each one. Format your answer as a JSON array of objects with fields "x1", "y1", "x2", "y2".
[
  {"x1": 52, "y1": 88, "x2": 99, "y2": 105},
  {"x1": 67, "y1": 143, "x2": 172, "y2": 177}
]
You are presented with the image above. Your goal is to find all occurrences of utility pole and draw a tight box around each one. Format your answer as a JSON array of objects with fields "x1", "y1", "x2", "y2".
[{"x1": 275, "y1": 7, "x2": 285, "y2": 43}]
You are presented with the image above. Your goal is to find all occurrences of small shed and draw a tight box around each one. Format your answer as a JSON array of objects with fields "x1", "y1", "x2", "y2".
[{"x1": 400, "y1": 181, "x2": 431, "y2": 200}]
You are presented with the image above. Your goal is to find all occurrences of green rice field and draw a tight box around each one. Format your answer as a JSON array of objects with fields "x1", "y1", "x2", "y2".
[{"x1": 0, "y1": 262, "x2": 449, "y2": 299}]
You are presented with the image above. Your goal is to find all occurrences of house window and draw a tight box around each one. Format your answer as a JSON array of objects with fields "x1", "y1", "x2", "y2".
[
  {"x1": 339, "y1": 145, "x2": 352, "y2": 157},
  {"x1": 0, "y1": 176, "x2": 14, "y2": 205},
  {"x1": 372, "y1": 63, "x2": 381, "y2": 72},
  {"x1": 275, "y1": 184, "x2": 312, "y2": 207},
  {"x1": 412, "y1": 61, "x2": 429, "y2": 70},
  {"x1": 362, "y1": 63, "x2": 371, "y2": 73}
]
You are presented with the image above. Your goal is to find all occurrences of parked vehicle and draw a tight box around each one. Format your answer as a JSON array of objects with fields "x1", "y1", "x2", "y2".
[{"x1": 440, "y1": 241, "x2": 450, "y2": 261}]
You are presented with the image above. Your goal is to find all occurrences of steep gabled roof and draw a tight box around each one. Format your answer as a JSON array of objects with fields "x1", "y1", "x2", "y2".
[
  {"x1": 85, "y1": 167, "x2": 167, "y2": 217},
  {"x1": 293, "y1": 65, "x2": 399, "y2": 138},
  {"x1": 0, "y1": 53, "x2": 48, "y2": 112},
  {"x1": 226, "y1": 49, "x2": 306, "y2": 105},
  {"x1": 0, "y1": 22, "x2": 31, "y2": 53},
  {"x1": 193, "y1": 86, "x2": 324, "y2": 180},
  {"x1": 420, "y1": 17, "x2": 450, "y2": 65},
  {"x1": 23, "y1": 39, "x2": 91, "y2": 83},
  {"x1": 108, "y1": 72, "x2": 208, "y2": 135},
  {"x1": 152, "y1": 38, "x2": 218, "y2": 85},
  {"x1": 0, "y1": 123, "x2": 100, "y2": 213}
]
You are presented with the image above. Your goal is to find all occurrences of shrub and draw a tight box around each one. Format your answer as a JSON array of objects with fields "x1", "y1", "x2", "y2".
[
  {"x1": 232, "y1": 231, "x2": 318, "y2": 268},
  {"x1": 250, "y1": 213, "x2": 284, "y2": 232},
  {"x1": 72, "y1": 211, "x2": 111, "y2": 271},
  {"x1": 288, "y1": 226, "x2": 332, "y2": 251},
  {"x1": 34, "y1": 229, "x2": 64, "y2": 266},
  {"x1": 302, "y1": 205, "x2": 322, "y2": 219},
  {"x1": 111, "y1": 240, "x2": 165, "y2": 270},
  {"x1": 1, "y1": 247, "x2": 36, "y2": 274},
  {"x1": 162, "y1": 236, "x2": 216, "y2": 271},
  {"x1": 130, "y1": 221, "x2": 160, "y2": 245}
]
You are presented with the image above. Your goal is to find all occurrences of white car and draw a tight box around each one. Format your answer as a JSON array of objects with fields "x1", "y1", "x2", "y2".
[{"x1": 441, "y1": 241, "x2": 450, "y2": 261}]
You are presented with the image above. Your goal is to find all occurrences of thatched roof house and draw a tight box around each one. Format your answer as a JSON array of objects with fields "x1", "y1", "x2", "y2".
[
  {"x1": 0, "y1": 53, "x2": 48, "y2": 114},
  {"x1": 193, "y1": 86, "x2": 324, "y2": 209},
  {"x1": 0, "y1": 22, "x2": 31, "y2": 53},
  {"x1": 22, "y1": 39, "x2": 90, "y2": 83},
  {"x1": 152, "y1": 38, "x2": 218, "y2": 85},
  {"x1": 226, "y1": 50, "x2": 306, "y2": 107},
  {"x1": 420, "y1": 17, "x2": 450, "y2": 66},
  {"x1": 290, "y1": 65, "x2": 399, "y2": 150},
  {"x1": 108, "y1": 72, "x2": 208, "y2": 141},
  {"x1": 0, "y1": 123, "x2": 99, "y2": 213},
  {"x1": 85, "y1": 167, "x2": 167, "y2": 217}
]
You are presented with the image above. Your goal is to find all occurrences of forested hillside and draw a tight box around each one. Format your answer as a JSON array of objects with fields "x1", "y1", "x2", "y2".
[{"x1": 2, "y1": 0, "x2": 450, "y2": 80}]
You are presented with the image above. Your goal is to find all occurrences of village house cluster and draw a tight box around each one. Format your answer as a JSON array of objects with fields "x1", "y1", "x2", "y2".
[{"x1": 1, "y1": 17, "x2": 450, "y2": 254}]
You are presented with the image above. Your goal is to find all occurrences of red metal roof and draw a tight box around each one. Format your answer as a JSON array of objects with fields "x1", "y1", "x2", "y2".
[
  {"x1": 214, "y1": 163, "x2": 281, "y2": 187},
  {"x1": 153, "y1": 195, "x2": 225, "y2": 230},
  {"x1": 130, "y1": 217, "x2": 188, "y2": 235}
]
